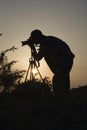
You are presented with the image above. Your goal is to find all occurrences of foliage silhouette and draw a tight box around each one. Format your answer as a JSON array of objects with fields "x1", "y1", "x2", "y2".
[
  {"x1": 0, "y1": 47, "x2": 26, "y2": 92},
  {"x1": 0, "y1": 84, "x2": 87, "y2": 130},
  {"x1": 13, "y1": 77, "x2": 52, "y2": 103}
]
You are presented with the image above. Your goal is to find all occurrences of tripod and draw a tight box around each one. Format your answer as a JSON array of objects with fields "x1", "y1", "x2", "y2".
[{"x1": 25, "y1": 49, "x2": 43, "y2": 82}]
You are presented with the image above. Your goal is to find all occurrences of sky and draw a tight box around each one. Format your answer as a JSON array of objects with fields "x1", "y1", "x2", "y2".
[{"x1": 0, "y1": 0, "x2": 87, "y2": 88}]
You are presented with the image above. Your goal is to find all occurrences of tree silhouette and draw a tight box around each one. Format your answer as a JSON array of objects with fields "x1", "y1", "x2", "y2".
[{"x1": 0, "y1": 47, "x2": 25, "y2": 92}]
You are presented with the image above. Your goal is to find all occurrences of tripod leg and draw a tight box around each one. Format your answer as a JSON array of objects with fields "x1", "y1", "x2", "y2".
[
  {"x1": 25, "y1": 64, "x2": 31, "y2": 82},
  {"x1": 36, "y1": 66, "x2": 43, "y2": 82},
  {"x1": 30, "y1": 64, "x2": 34, "y2": 81}
]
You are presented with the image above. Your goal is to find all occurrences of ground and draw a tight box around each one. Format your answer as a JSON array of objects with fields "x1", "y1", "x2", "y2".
[{"x1": 0, "y1": 85, "x2": 87, "y2": 130}]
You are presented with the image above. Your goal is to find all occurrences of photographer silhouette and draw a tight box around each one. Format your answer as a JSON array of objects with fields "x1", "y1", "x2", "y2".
[{"x1": 22, "y1": 29, "x2": 75, "y2": 97}]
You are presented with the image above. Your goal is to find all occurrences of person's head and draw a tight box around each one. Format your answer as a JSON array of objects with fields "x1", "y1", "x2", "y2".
[{"x1": 30, "y1": 29, "x2": 43, "y2": 44}]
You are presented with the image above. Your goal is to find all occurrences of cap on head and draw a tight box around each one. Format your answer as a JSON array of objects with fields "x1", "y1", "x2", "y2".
[{"x1": 31, "y1": 29, "x2": 43, "y2": 39}]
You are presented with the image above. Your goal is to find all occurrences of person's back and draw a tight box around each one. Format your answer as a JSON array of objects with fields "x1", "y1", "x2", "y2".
[
  {"x1": 46, "y1": 36, "x2": 74, "y2": 59},
  {"x1": 37, "y1": 35, "x2": 75, "y2": 74}
]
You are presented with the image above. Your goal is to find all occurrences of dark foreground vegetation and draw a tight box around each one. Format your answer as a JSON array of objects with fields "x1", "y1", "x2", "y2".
[{"x1": 0, "y1": 83, "x2": 87, "y2": 130}]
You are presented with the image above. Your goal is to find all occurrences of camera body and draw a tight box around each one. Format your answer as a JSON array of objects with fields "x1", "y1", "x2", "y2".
[{"x1": 21, "y1": 37, "x2": 34, "y2": 47}]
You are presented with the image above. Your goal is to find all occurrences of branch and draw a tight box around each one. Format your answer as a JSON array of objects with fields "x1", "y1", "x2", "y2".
[{"x1": 4, "y1": 46, "x2": 18, "y2": 54}]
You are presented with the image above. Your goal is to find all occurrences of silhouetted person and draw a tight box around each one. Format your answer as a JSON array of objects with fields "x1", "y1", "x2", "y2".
[{"x1": 27, "y1": 29, "x2": 75, "y2": 96}]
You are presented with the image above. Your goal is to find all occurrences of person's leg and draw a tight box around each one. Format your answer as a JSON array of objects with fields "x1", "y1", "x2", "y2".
[
  {"x1": 52, "y1": 73, "x2": 70, "y2": 97},
  {"x1": 52, "y1": 59, "x2": 73, "y2": 97}
]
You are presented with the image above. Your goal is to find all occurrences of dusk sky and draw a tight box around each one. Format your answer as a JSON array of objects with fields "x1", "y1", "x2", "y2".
[{"x1": 0, "y1": 0, "x2": 87, "y2": 88}]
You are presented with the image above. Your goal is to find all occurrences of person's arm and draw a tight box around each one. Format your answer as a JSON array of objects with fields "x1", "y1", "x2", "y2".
[
  {"x1": 30, "y1": 44, "x2": 44, "y2": 61},
  {"x1": 35, "y1": 45, "x2": 44, "y2": 61}
]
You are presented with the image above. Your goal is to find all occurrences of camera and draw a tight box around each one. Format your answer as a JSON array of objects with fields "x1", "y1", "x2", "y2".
[
  {"x1": 21, "y1": 40, "x2": 28, "y2": 46},
  {"x1": 21, "y1": 37, "x2": 34, "y2": 47}
]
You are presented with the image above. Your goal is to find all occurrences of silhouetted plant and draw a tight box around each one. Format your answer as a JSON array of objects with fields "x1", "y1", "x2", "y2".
[
  {"x1": 0, "y1": 47, "x2": 26, "y2": 92},
  {"x1": 0, "y1": 46, "x2": 17, "y2": 64},
  {"x1": 13, "y1": 77, "x2": 52, "y2": 105}
]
